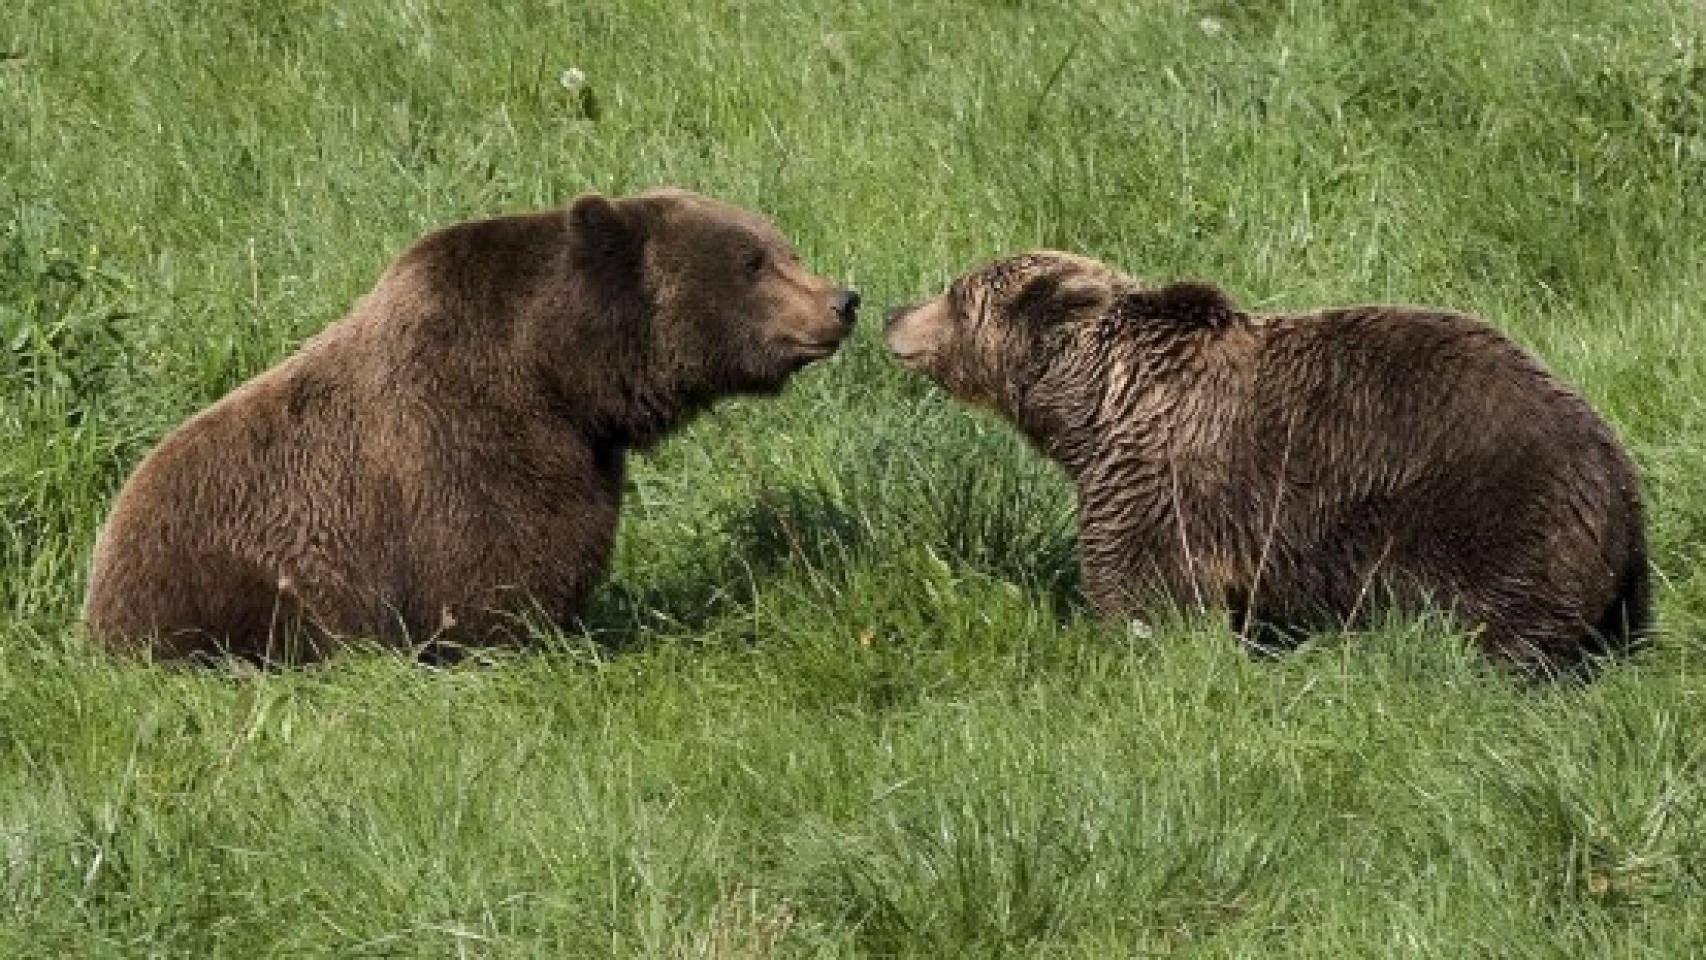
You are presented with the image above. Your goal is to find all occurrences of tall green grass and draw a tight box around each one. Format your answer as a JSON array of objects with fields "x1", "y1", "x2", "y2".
[{"x1": 3, "y1": 0, "x2": 1705, "y2": 953}]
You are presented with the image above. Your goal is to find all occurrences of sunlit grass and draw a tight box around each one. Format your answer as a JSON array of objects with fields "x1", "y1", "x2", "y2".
[{"x1": 3, "y1": 0, "x2": 1704, "y2": 953}]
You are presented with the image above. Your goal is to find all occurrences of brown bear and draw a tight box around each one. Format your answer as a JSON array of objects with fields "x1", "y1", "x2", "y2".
[
  {"x1": 84, "y1": 188, "x2": 860, "y2": 662},
  {"x1": 884, "y1": 251, "x2": 1648, "y2": 675}
]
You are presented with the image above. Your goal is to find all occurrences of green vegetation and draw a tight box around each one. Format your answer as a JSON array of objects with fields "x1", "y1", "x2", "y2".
[{"x1": 4, "y1": 0, "x2": 1705, "y2": 953}]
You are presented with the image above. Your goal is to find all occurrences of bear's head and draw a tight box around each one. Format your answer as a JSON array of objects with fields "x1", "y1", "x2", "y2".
[
  {"x1": 883, "y1": 251, "x2": 1120, "y2": 415},
  {"x1": 566, "y1": 188, "x2": 859, "y2": 404},
  {"x1": 885, "y1": 251, "x2": 1239, "y2": 460}
]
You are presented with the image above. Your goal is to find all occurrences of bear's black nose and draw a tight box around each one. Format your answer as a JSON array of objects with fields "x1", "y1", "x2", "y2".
[
  {"x1": 833, "y1": 288, "x2": 861, "y2": 324},
  {"x1": 884, "y1": 305, "x2": 907, "y2": 328}
]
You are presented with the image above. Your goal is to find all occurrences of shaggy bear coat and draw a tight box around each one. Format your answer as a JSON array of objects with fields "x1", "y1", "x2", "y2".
[
  {"x1": 86, "y1": 188, "x2": 859, "y2": 661},
  {"x1": 886, "y1": 251, "x2": 1647, "y2": 674}
]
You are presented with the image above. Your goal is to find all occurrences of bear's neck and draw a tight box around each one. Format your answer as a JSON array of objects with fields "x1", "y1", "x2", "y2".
[
  {"x1": 583, "y1": 373, "x2": 718, "y2": 453},
  {"x1": 1014, "y1": 324, "x2": 1231, "y2": 481},
  {"x1": 536, "y1": 317, "x2": 727, "y2": 455}
]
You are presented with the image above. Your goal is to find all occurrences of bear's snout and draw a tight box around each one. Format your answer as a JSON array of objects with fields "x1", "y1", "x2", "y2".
[
  {"x1": 882, "y1": 298, "x2": 948, "y2": 372},
  {"x1": 832, "y1": 288, "x2": 861, "y2": 327}
]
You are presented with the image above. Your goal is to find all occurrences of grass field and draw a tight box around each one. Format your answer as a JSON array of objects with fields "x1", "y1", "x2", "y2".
[{"x1": 5, "y1": 0, "x2": 1706, "y2": 954}]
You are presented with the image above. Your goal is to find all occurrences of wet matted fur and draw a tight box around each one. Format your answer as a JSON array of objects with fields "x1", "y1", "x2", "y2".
[{"x1": 886, "y1": 251, "x2": 1648, "y2": 676}]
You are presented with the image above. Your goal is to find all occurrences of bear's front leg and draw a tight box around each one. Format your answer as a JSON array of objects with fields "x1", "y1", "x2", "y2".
[{"x1": 1075, "y1": 524, "x2": 1205, "y2": 626}]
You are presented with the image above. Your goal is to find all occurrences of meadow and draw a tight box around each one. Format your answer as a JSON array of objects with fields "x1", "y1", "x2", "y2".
[{"x1": 4, "y1": 0, "x2": 1706, "y2": 953}]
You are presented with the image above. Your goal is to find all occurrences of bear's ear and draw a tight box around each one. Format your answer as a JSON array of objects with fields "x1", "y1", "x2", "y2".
[
  {"x1": 566, "y1": 192, "x2": 639, "y2": 264},
  {"x1": 1120, "y1": 281, "x2": 1238, "y2": 328}
]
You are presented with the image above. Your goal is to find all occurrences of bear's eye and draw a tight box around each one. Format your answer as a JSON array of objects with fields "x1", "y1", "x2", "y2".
[{"x1": 745, "y1": 249, "x2": 769, "y2": 277}]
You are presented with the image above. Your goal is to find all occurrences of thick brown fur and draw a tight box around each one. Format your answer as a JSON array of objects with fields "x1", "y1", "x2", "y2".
[
  {"x1": 85, "y1": 188, "x2": 859, "y2": 662},
  {"x1": 886, "y1": 251, "x2": 1649, "y2": 676}
]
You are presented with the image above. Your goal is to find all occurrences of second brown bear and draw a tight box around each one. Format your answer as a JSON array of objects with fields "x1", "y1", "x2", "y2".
[
  {"x1": 85, "y1": 188, "x2": 859, "y2": 662},
  {"x1": 885, "y1": 251, "x2": 1647, "y2": 675}
]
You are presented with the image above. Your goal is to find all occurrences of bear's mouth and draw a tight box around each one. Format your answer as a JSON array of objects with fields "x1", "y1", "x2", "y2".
[
  {"x1": 882, "y1": 305, "x2": 943, "y2": 371},
  {"x1": 883, "y1": 336, "x2": 932, "y2": 369},
  {"x1": 780, "y1": 336, "x2": 845, "y2": 362}
]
